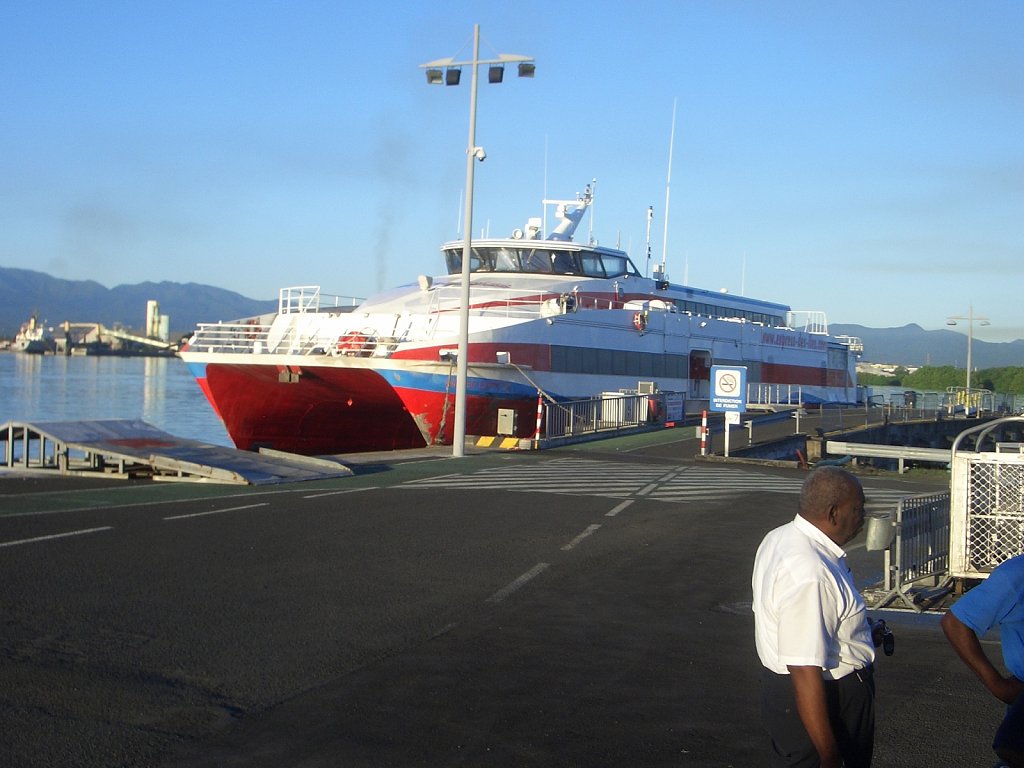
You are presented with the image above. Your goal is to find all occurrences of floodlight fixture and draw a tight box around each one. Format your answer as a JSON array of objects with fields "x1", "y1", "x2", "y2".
[
  {"x1": 488, "y1": 65, "x2": 504, "y2": 83},
  {"x1": 518, "y1": 61, "x2": 536, "y2": 78},
  {"x1": 445, "y1": 67, "x2": 462, "y2": 86},
  {"x1": 425, "y1": 68, "x2": 444, "y2": 85}
]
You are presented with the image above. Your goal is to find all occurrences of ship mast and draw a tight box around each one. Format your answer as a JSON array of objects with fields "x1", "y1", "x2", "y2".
[{"x1": 661, "y1": 97, "x2": 677, "y2": 278}]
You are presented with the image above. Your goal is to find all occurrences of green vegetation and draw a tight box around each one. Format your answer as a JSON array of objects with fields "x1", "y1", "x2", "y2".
[
  {"x1": 858, "y1": 366, "x2": 1024, "y2": 394},
  {"x1": 857, "y1": 372, "x2": 896, "y2": 386}
]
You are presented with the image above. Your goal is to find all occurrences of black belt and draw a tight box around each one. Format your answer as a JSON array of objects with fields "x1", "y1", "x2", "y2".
[{"x1": 762, "y1": 664, "x2": 873, "y2": 682}]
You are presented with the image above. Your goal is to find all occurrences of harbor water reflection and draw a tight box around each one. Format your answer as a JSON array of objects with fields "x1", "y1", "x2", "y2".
[{"x1": 0, "y1": 353, "x2": 232, "y2": 447}]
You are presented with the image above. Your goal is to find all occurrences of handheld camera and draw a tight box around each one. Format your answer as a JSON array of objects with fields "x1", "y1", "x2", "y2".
[{"x1": 872, "y1": 619, "x2": 895, "y2": 656}]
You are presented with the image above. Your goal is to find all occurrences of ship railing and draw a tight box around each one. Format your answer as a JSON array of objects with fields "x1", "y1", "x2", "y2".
[
  {"x1": 834, "y1": 334, "x2": 864, "y2": 353},
  {"x1": 425, "y1": 285, "x2": 621, "y2": 319},
  {"x1": 786, "y1": 310, "x2": 829, "y2": 335},
  {"x1": 943, "y1": 387, "x2": 994, "y2": 416},
  {"x1": 748, "y1": 384, "x2": 804, "y2": 407},
  {"x1": 190, "y1": 319, "x2": 384, "y2": 357},
  {"x1": 544, "y1": 393, "x2": 655, "y2": 439},
  {"x1": 278, "y1": 286, "x2": 363, "y2": 315},
  {"x1": 188, "y1": 320, "x2": 274, "y2": 353}
]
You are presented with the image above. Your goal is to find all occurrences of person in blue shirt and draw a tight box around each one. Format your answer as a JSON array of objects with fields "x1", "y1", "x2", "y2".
[{"x1": 941, "y1": 553, "x2": 1024, "y2": 768}]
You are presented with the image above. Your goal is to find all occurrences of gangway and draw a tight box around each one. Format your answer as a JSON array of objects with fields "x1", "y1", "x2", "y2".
[{"x1": 1, "y1": 420, "x2": 353, "y2": 485}]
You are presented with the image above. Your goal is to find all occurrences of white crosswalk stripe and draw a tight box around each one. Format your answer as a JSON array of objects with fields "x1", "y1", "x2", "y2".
[{"x1": 403, "y1": 458, "x2": 915, "y2": 511}]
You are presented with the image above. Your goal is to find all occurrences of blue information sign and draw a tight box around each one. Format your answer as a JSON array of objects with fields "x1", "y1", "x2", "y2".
[{"x1": 709, "y1": 365, "x2": 748, "y2": 413}]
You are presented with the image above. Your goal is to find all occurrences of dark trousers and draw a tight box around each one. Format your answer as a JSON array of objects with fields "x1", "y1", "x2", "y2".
[
  {"x1": 994, "y1": 692, "x2": 1024, "y2": 766},
  {"x1": 760, "y1": 666, "x2": 875, "y2": 768}
]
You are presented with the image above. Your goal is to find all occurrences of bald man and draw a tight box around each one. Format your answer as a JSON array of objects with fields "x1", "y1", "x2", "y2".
[{"x1": 752, "y1": 467, "x2": 876, "y2": 768}]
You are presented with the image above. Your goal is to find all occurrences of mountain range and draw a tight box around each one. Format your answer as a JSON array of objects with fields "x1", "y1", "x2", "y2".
[
  {"x1": 0, "y1": 267, "x2": 276, "y2": 340},
  {"x1": 1, "y1": 267, "x2": 1021, "y2": 367},
  {"x1": 829, "y1": 323, "x2": 1024, "y2": 369}
]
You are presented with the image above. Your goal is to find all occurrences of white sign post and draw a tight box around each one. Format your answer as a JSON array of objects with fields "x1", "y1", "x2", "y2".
[{"x1": 709, "y1": 366, "x2": 748, "y2": 458}]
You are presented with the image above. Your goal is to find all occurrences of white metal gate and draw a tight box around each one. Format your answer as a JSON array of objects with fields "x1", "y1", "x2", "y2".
[{"x1": 949, "y1": 416, "x2": 1024, "y2": 578}]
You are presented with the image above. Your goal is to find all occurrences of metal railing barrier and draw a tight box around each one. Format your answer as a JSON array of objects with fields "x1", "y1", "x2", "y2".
[
  {"x1": 544, "y1": 393, "x2": 658, "y2": 440},
  {"x1": 875, "y1": 491, "x2": 951, "y2": 611}
]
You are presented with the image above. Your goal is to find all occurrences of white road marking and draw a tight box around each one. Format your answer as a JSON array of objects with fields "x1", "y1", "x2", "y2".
[
  {"x1": 0, "y1": 488, "x2": 300, "y2": 518},
  {"x1": 302, "y1": 487, "x2": 378, "y2": 499},
  {"x1": 163, "y1": 503, "x2": 269, "y2": 521},
  {"x1": 561, "y1": 524, "x2": 602, "y2": 551},
  {"x1": 605, "y1": 500, "x2": 634, "y2": 517},
  {"x1": 0, "y1": 526, "x2": 113, "y2": 548},
  {"x1": 486, "y1": 563, "x2": 550, "y2": 603}
]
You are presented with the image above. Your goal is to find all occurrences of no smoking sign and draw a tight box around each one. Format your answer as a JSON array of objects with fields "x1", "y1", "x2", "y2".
[{"x1": 710, "y1": 365, "x2": 748, "y2": 412}]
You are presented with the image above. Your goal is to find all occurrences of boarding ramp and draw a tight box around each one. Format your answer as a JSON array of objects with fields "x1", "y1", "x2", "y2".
[{"x1": 0, "y1": 420, "x2": 353, "y2": 485}]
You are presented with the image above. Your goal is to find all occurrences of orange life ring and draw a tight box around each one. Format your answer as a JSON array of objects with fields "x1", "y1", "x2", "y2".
[
  {"x1": 633, "y1": 311, "x2": 647, "y2": 332},
  {"x1": 337, "y1": 332, "x2": 366, "y2": 353},
  {"x1": 336, "y1": 332, "x2": 376, "y2": 357}
]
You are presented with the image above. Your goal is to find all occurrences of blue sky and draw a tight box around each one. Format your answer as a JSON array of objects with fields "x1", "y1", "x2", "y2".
[{"x1": 2, "y1": 1, "x2": 1021, "y2": 343}]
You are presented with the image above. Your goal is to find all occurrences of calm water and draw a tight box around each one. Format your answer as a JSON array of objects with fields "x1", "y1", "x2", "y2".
[{"x1": 0, "y1": 352, "x2": 232, "y2": 447}]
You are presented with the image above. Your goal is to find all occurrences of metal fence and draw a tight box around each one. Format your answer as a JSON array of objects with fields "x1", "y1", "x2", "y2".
[
  {"x1": 876, "y1": 491, "x2": 951, "y2": 610},
  {"x1": 544, "y1": 393, "x2": 655, "y2": 440},
  {"x1": 819, "y1": 402, "x2": 916, "y2": 433},
  {"x1": 949, "y1": 416, "x2": 1024, "y2": 578},
  {"x1": 950, "y1": 456, "x2": 1024, "y2": 577}
]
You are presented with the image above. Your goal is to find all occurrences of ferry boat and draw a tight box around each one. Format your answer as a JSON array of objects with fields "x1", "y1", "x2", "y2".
[{"x1": 180, "y1": 186, "x2": 860, "y2": 454}]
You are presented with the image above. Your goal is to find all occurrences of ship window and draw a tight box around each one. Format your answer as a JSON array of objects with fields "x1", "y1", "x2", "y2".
[
  {"x1": 444, "y1": 248, "x2": 460, "y2": 273},
  {"x1": 548, "y1": 344, "x2": 689, "y2": 378},
  {"x1": 494, "y1": 247, "x2": 520, "y2": 271},
  {"x1": 580, "y1": 253, "x2": 605, "y2": 277},
  {"x1": 612, "y1": 351, "x2": 626, "y2": 375},
  {"x1": 522, "y1": 249, "x2": 553, "y2": 273},
  {"x1": 566, "y1": 345, "x2": 584, "y2": 371},
  {"x1": 551, "y1": 250, "x2": 576, "y2": 273},
  {"x1": 600, "y1": 255, "x2": 629, "y2": 277}
]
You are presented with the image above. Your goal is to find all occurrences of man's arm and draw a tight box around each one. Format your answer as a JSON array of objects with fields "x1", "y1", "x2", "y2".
[
  {"x1": 788, "y1": 665, "x2": 842, "y2": 768},
  {"x1": 940, "y1": 611, "x2": 1024, "y2": 705}
]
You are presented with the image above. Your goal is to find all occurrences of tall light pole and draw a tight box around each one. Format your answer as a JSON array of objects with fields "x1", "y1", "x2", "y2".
[
  {"x1": 946, "y1": 304, "x2": 990, "y2": 393},
  {"x1": 421, "y1": 27, "x2": 535, "y2": 457}
]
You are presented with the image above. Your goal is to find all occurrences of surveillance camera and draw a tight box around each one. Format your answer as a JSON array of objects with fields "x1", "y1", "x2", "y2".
[{"x1": 473, "y1": 147, "x2": 486, "y2": 162}]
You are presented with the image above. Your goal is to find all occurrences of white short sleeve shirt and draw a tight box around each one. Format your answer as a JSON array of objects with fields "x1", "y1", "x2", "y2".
[{"x1": 752, "y1": 514, "x2": 875, "y2": 679}]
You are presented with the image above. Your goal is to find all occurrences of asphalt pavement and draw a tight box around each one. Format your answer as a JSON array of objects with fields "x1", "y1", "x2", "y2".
[{"x1": 0, "y1": 424, "x2": 1009, "y2": 768}]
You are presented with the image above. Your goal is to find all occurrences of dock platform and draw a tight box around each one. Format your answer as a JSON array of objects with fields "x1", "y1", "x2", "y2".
[{"x1": 0, "y1": 419, "x2": 353, "y2": 485}]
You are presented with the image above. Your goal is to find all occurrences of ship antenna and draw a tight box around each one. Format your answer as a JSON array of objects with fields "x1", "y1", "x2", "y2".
[
  {"x1": 542, "y1": 135, "x2": 548, "y2": 237},
  {"x1": 661, "y1": 97, "x2": 677, "y2": 274},
  {"x1": 587, "y1": 178, "x2": 597, "y2": 245},
  {"x1": 645, "y1": 205, "x2": 653, "y2": 278}
]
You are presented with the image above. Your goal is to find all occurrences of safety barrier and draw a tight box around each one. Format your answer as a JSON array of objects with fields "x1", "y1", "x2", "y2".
[
  {"x1": 949, "y1": 416, "x2": 1024, "y2": 578},
  {"x1": 876, "y1": 491, "x2": 951, "y2": 611},
  {"x1": 825, "y1": 440, "x2": 950, "y2": 474},
  {"x1": 544, "y1": 393, "x2": 657, "y2": 439}
]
